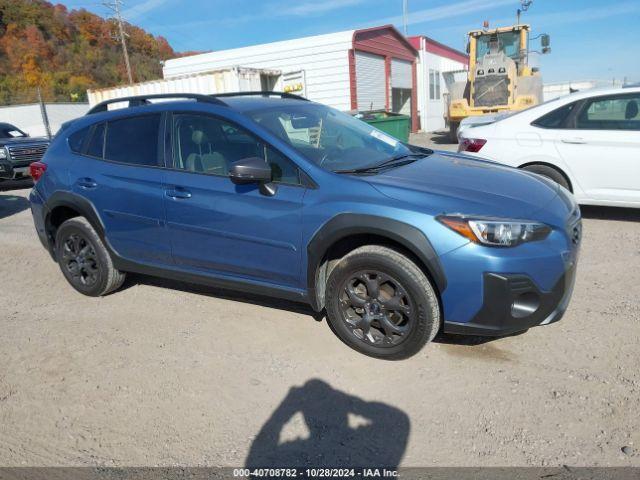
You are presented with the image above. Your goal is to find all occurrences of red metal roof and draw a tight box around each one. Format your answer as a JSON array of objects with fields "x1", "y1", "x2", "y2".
[{"x1": 408, "y1": 35, "x2": 469, "y2": 66}]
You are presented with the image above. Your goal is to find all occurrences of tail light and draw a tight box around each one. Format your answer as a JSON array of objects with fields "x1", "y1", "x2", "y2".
[
  {"x1": 458, "y1": 138, "x2": 487, "y2": 153},
  {"x1": 29, "y1": 161, "x2": 47, "y2": 182}
]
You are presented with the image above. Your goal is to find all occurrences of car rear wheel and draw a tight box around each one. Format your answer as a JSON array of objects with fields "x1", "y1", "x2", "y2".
[
  {"x1": 522, "y1": 164, "x2": 571, "y2": 192},
  {"x1": 325, "y1": 245, "x2": 440, "y2": 360},
  {"x1": 55, "y1": 217, "x2": 126, "y2": 297}
]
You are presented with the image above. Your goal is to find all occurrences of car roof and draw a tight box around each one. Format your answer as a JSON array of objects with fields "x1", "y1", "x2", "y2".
[{"x1": 555, "y1": 85, "x2": 640, "y2": 102}]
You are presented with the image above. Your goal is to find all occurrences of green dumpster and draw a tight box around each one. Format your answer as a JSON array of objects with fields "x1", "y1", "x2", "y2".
[{"x1": 354, "y1": 111, "x2": 411, "y2": 143}]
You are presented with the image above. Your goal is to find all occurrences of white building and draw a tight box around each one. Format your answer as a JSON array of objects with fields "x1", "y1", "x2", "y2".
[
  {"x1": 163, "y1": 25, "x2": 422, "y2": 132},
  {"x1": 86, "y1": 67, "x2": 281, "y2": 107},
  {"x1": 409, "y1": 35, "x2": 469, "y2": 132}
]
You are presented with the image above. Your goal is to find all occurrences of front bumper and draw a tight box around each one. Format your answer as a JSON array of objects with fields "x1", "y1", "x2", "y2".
[
  {"x1": 443, "y1": 264, "x2": 577, "y2": 336},
  {"x1": 439, "y1": 211, "x2": 581, "y2": 336},
  {"x1": 0, "y1": 158, "x2": 31, "y2": 180}
]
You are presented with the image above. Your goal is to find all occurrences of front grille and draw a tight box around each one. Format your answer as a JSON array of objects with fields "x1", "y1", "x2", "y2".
[
  {"x1": 473, "y1": 74, "x2": 510, "y2": 107},
  {"x1": 7, "y1": 143, "x2": 48, "y2": 164}
]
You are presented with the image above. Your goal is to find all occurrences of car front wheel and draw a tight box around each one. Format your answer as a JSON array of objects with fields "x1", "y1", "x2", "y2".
[{"x1": 325, "y1": 245, "x2": 440, "y2": 360}]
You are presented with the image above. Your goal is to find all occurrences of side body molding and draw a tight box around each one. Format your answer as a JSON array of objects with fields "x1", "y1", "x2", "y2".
[{"x1": 306, "y1": 213, "x2": 447, "y2": 311}]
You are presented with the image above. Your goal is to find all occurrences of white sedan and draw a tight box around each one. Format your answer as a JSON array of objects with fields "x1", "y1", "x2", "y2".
[{"x1": 457, "y1": 86, "x2": 640, "y2": 208}]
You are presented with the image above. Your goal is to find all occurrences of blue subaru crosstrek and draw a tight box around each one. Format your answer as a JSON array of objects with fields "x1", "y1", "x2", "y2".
[{"x1": 29, "y1": 92, "x2": 581, "y2": 360}]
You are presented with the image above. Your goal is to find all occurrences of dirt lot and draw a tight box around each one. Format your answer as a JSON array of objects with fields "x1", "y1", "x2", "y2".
[{"x1": 1, "y1": 175, "x2": 639, "y2": 468}]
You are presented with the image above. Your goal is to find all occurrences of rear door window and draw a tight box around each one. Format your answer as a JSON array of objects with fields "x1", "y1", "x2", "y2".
[{"x1": 104, "y1": 114, "x2": 161, "y2": 166}]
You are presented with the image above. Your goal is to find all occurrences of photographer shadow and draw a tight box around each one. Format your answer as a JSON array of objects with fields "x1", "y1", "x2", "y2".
[{"x1": 245, "y1": 379, "x2": 409, "y2": 470}]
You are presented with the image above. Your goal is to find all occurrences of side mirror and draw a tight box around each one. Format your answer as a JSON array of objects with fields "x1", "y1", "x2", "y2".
[
  {"x1": 229, "y1": 157, "x2": 276, "y2": 196},
  {"x1": 541, "y1": 34, "x2": 550, "y2": 48}
]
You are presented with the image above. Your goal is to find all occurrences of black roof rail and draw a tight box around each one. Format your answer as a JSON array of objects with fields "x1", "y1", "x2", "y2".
[
  {"x1": 86, "y1": 93, "x2": 227, "y2": 115},
  {"x1": 213, "y1": 91, "x2": 309, "y2": 101}
]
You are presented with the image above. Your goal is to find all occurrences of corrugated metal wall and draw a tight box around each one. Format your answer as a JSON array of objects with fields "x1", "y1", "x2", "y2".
[
  {"x1": 163, "y1": 30, "x2": 354, "y2": 111},
  {"x1": 87, "y1": 68, "x2": 273, "y2": 106},
  {"x1": 355, "y1": 52, "x2": 386, "y2": 111}
]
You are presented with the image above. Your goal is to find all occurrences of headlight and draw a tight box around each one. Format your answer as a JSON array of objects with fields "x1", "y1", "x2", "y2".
[
  {"x1": 0, "y1": 148, "x2": 6, "y2": 159},
  {"x1": 437, "y1": 215, "x2": 551, "y2": 247}
]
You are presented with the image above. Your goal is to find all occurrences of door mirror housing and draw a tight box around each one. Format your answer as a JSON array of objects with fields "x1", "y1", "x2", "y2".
[{"x1": 229, "y1": 157, "x2": 277, "y2": 195}]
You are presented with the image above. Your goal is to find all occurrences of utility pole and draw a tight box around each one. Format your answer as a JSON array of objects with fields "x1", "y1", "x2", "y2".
[
  {"x1": 36, "y1": 87, "x2": 52, "y2": 139},
  {"x1": 517, "y1": 0, "x2": 533, "y2": 25},
  {"x1": 104, "y1": 0, "x2": 133, "y2": 84},
  {"x1": 402, "y1": 0, "x2": 408, "y2": 35}
]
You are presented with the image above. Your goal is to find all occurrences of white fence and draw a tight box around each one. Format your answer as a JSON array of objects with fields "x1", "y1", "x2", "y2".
[{"x1": 0, "y1": 103, "x2": 89, "y2": 137}]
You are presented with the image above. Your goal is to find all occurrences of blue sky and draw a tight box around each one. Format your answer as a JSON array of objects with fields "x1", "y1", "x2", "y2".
[{"x1": 59, "y1": 0, "x2": 640, "y2": 83}]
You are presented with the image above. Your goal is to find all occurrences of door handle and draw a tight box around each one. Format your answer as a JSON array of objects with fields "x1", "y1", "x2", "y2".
[
  {"x1": 76, "y1": 177, "x2": 98, "y2": 189},
  {"x1": 561, "y1": 138, "x2": 586, "y2": 145},
  {"x1": 165, "y1": 187, "x2": 192, "y2": 199}
]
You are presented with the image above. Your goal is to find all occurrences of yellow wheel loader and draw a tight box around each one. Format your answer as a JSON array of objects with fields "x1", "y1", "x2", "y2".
[{"x1": 447, "y1": 24, "x2": 550, "y2": 140}]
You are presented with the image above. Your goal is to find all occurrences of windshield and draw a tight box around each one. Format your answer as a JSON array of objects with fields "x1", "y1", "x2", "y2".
[
  {"x1": 476, "y1": 31, "x2": 520, "y2": 61},
  {"x1": 0, "y1": 123, "x2": 27, "y2": 139},
  {"x1": 248, "y1": 104, "x2": 414, "y2": 172}
]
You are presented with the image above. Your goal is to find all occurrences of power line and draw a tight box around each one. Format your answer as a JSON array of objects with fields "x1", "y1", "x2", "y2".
[{"x1": 104, "y1": 0, "x2": 133, "y2": 84}]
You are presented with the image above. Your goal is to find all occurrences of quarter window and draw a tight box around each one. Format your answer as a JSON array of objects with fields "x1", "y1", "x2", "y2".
[
  {"x1": 104, "y1": 115, "x2": 161, "y2": 166},
  {"x1": 172, "y1": 114, "x2": 301, "y2": 186},
  {"x1": 576, "y1": 94, "x2": 640, "y2": 131},
  {"x1": 532, "y1": 102, "x2": 577, "y2": 129},
  {"x1": 68, "y1": 127, "x2": 90, "y2": 153},
  {"x1": 86, "y1": 123, "x2": 105, "y2": 158}
]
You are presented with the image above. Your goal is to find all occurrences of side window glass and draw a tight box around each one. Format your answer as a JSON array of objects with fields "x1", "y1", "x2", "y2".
[
  {"x1": 68, "y1": 126, "x2": 90, "y2": 153},
  {"x1": 172, "y1": 114, "x2": 301, "y2": 185},
  {"x1": 265, "y1": 146, "x2": 300, "y2": 185},
  {"x1": 86, "y1": 123, "x2": 105, "y2": 158},
  {"x1": 532, "y1": 102, "x2": 576, "y2": 129},
  {"x1": 576, "y1": 95, "x2": 640, "y2": 131},
  {"x1": 104, "y1": 115, "x2": 161, "y2": 166}
]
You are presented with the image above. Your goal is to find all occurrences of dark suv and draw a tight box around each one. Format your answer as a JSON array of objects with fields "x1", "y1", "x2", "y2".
[
  {"x1": 29, "y1": 93, "x2": 580, "y2": 360},
  {"x1": 0, "y1": 123, "x2": 49, "y2": 181}
]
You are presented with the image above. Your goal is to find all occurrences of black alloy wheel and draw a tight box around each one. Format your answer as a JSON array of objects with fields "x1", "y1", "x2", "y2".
[
  {"x1": 339, "y1": 270, "x2": 416, "y2": 347},
  {"x1": 61, "y1": 233, "x2": 100, "y2": 288}
]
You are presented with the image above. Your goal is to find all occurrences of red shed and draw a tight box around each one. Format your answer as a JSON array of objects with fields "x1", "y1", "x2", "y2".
[{"x1": 348, "y1": 25, "x2": 420, "y2": 132}]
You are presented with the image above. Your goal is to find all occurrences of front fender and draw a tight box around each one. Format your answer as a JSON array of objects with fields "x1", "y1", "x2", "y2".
[{"x1": 306, "y1": 213, "x2": 447, "y2": 311}]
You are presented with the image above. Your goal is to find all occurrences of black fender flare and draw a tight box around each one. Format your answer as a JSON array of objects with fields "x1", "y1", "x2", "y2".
[
  {"x1": 306, "y1": 213, "x2": 447, "y2": 311},
  {"x1": 43, "y1": 191, "x2": 107, "y2": 255}
]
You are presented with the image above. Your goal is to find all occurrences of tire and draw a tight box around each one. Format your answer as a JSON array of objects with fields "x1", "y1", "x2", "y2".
[
  {"x1": 325, "y1": 245, "x2": 440, "y2": 360},
  {"x1": 522, "y1": 164, "x2": 571, "y2": 192},
  {"x1": 54, "y1": 217, "x2": 126, "y2": 297}
]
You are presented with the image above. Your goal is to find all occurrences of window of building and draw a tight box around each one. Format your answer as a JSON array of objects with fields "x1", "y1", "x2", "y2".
[{"x1": 429, "y1": 70, "x2": 441, "y2": 100}]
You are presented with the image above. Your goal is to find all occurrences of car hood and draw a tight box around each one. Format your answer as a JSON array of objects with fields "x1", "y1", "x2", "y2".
[
  {"x1": 365, "y1": 151, "x2": 560, "y2": 220},
  {"x1": 1, "y1": 136, "x2": 49, "y2": 146}
]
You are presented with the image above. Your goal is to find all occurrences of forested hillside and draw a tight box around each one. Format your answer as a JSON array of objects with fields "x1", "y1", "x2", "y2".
[{"x1": 0, "y1": 0, "x2": 178, "y2": 104}]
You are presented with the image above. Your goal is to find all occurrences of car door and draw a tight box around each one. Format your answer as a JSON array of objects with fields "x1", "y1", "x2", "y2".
[
  {"x1": 163, "y1": 112, "x2": 306, "y2": 288},
  {"x1": 554, "y1": 92, "x2": 640, "y2": 203},
  {"x1": 68, "y1": 113, "x2": 171, "y2": 265}
]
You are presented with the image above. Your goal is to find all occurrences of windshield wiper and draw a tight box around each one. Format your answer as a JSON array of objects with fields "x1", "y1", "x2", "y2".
[{"x1": 335, "y1": 152, "x2": 429, "y2": 174}]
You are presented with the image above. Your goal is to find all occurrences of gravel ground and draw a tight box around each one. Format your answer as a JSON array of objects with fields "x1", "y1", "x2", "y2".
[{"x1": 0, "y1": 176, "x2": 639, "y2": 468}]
